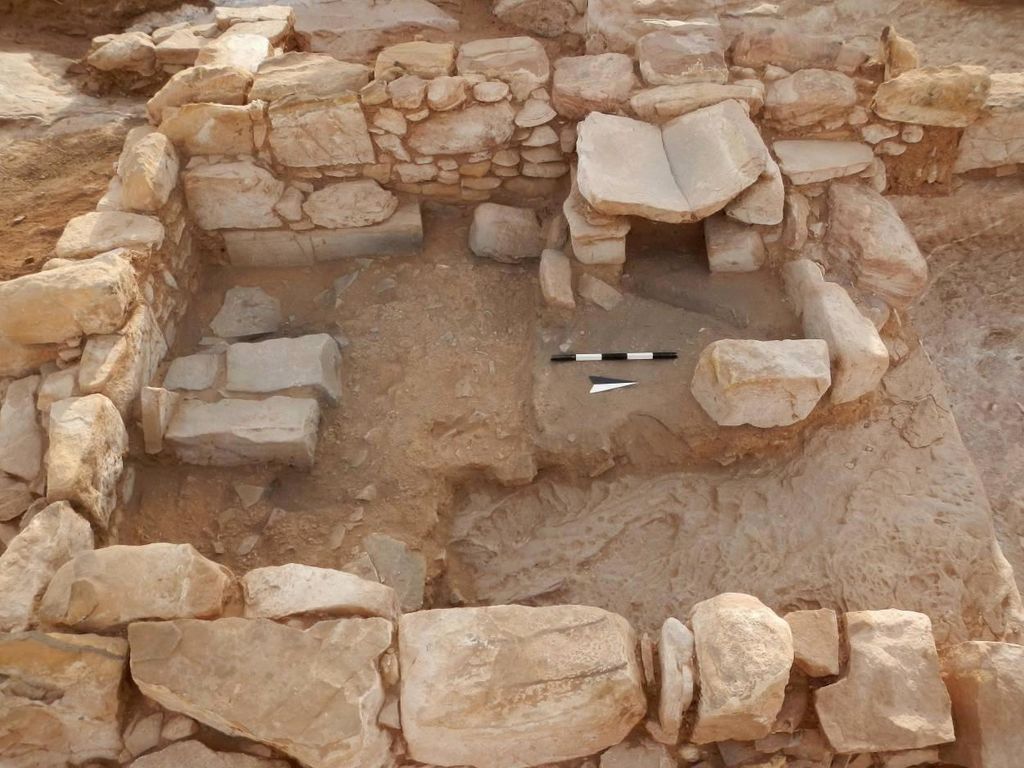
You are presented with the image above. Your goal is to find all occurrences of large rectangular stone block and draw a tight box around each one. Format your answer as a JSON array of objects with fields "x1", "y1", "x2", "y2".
[{"x1": 226, "y1": 334, "x2": 341, "y2": 402}]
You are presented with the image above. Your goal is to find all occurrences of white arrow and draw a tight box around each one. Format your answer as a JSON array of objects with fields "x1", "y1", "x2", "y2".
[{"x1": 589, "y1": 376, "x2": 637, "y2": 394}]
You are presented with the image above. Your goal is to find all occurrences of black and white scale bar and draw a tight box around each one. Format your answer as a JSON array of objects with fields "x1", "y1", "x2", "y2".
[{"x1": 551, "y1": 352, "x2": 677, "y2": 363}]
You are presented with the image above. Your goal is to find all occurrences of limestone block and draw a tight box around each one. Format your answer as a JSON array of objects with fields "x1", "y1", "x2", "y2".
[
  {"x1": 690, "y1": 593, "x2": 794, "y2": 743},
  {"x1": 183, "y1": 160, "x2": 284, "y2": 230},
  {"x1": 0, "y1": 472, "x2": 32, "y2": 522},
  {"x1": 492, "y1": 0, "x2": 582, "y2": 37},
  {"x1": 0, "y1": 631, "x2": 127, "y2": 766},
  {"x1": 800, "y1": 281, "x2": 889, "y2": 404},
  {"x1": 195, "y1": 33, "x2": 272, "y2": 73},
  {"x1": 131, "y1": 740, "x2": 290, "y2": 768},
  {"x1": 578, "y1": 274, "x2": 622, "y2": 310},
  {"x1": 399, "y1": 604, "x2": 646, "y2": 767},
  {"x1": 426, "y1": 75, "x2": 467, "y2": 111},
  {"x1": 388, "y1": 74, "x2": 426, "y2": 108},
  {"x1": 162, "y1": 353, "x2": 221, "y2": 391},
  {"x1": 268, "y1": 94, "x2": 375, "y2": 167},
  {"x1": 630, "y1": 82, "x2": 764, "y2": 122},
  {"x1": 242, "y1": 563, "x2": 399, "y2": 621},
  {"x1": 815, "y1": 610, "x2": 954, "y2": 753},
  {"x1": 781, "y1": 258, "x2": 824, "y2": 317},
  {"x1": 773, "y1": 140, "x2": 874, "y2": 185},
  {"x1": 407, "y1": 101, "x2": 515, "y2": 155},
  {"x1": 164, "y1": 396, "x2": 320, "y2": 467},
  {"x1": 730, "y1": 28, "x2": 842, "y2": 71},
  {"x1": 214, "y1": 5, "x2": 294, "y2": 27},
  {"x1": 38, "y1": 543, "x2": 233, "y2": 631},
  {"x1": 585, "y1": 0, "x2": 724, "y2": 54},
  {"x1": 0, "y1": 252, "x2": 137, "y2": 346},
  {"x1": 251, "y1": 52, "x2": 370, "y2": 102},
  {"x1": 551, "y1": 53, "x2": 636, "y2": 119},
  {"x1": 954, "y1": 73, "x2": 1024, "y2": 172},
  {"x1": 474, "y1": 80, "x2": 510, "y2": 102},
  {"x1": 941, "y1": 641, "x2": 1024, "y2": 768},
  {"x1": 0, "y1": 502, "x2": 93, "y2": 632},
  {"x1": 468, "y1": 202, "x2": 543, "y2": 263},
  {"x1": 140, "y1": 386, "x2": 180, "y2": 454},
  {"x1": 46, "y1": 394, "x2": 128, "y2": 528},
  {"x1": 873, "y1": 65, "x2": 991, "y2": 127},
  {"x1": 302, "y1": 180, "x2": 398, "y2": 228},
  {"x1": 725, "y1": 149, "x2": 784, "y2": 226},
  {"x1": 226, "y1": 334, "x2": 341, "y2": 402},
  {"x1": 0, "y1": 338, "x2": 59, "y2": 379},
  {"x1": 784, "y1": 609, "x2": 840, "y2": 677},
  {"x1": 118, "y1": 132, "x2": 179, "y2": 212},
  {"x1": 363, "y1": 533, "x2": 426, "y2": 612},
  {"x1": 636, "y1": 26, "x2": 727, "y2": 87},
  {"x1": 36, "y1": 367, "x2": 80, "y2": 415},
  {"x1": 0, "y1": 375, "x2": 44, "y2": 481},
  {"x1": 222, "y1": 19, "x2": 291, "y2": 45},
  {"x1": 87, "y1": 31, "x2": 156, "y2": 75},
  {"x1": 55, "y1": 211, "x2": 164, "y2": 259},
  {"x1": 129, "y1": 617, "x2": 393, "y2": 768},
  {"x1": 563, "y1": 177, "x2": 630, "y2": 265},
  {"x1": 159, "y1": 102, "x2": 258, "y2": 155},
  {"x1": 691, "y1": 339, "x2": 831, "y2": 428},
  {"x1": 77, "y1": 304, "x2": 168, "y2": 416},
  {"x1": 210, "y1": 286, "x2": 281, "y2": 339},
  {"x1": 375, "y1": 40, "x2": 454, "y2": 78},
  {"x1": 826, "y1": 182, "x2": 927, "y2": 309},
  {"x1": 539, "y1": 249, "x2": 575, "y2": 309},
  {"x1": 704, "y1": 215, "x2": 765, "y2": 273},
  {"x1": 456, "y1": 36, "x2": 550, "y2": 83},
  {"x1": 147, "y1": 65, "x2": 252, "y2": 122},
  {"x1": 657, "y1": 617, "x2": 695, "y2": 745},
  {"x1": 154, "y1": 28, "x2": 203, "y2": 66},
  {"x1": 765, "y1": 69, "x2": 857, "y2": 128}
]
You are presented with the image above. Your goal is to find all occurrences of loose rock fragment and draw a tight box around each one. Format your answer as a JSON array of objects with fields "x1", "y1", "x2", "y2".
[
  {"x1": 131, "y1": 740, "x2": 290, "y2": 768},
  {"x1": 657, "y1": 617, "x2": 695, "y2": 745},
  {"x1": 552, "y1": 53, "x2": 636, "y2": 119},
  {"x1": 210, "y1": 286, "x2": 282, "y2": 339},
  {"x1": 302, "y1": 180, "x2": 398, "y2": 228},
  {"x1": 578, "y1": 274, "x2": 623, "y2": 310},
  {"x1": 363, "y1": 533, "x2": 426, "y2": 612},
  {"x1": 704, "y1": 215, "x2": 765, "y2": 273},
  {"x1": 539, "y1": 249, "x2": 575, "y2": 309},
  {"x1": 242, "y1": 563, "x2": 399, "y2": 621},
  {"x1": 469, "y1": 202, "x2": 544, "y2": 263},
  {"x1": 0, "y1": 375, "x2": 44, "y2": 482},
  {"x1": 784, "y1": 608, "x2": 840, "y2": 677},
  {"x1": 873, "y1": 65, "x2": 991, "y2": 127}
]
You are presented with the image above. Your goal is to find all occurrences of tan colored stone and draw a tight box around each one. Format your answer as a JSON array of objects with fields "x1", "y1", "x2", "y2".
[
  {"x1": 690, "y1": 593, "x2": 794, "y2": 743},
  {"x1": 456, "y1": 36, "x2": 550, "y2": 83},
  {"x1": 0, "y1": 502, "x2": 93, "y2": 632},
  {"x1": 815, "y1": 610, "x2": 954, "y2": 753},
  {"x1": 183, "y1": 160, "x2": 284, "y2": 230},
  {"x1": 87, "y1": 31, "x2": 156, "y2": 75},
  {"x1": 784, "y1": 609, "x2": 840, "y2": 677},
  {"x1": 55, "y1": 211, "x2": 163, "y2": 259},
  {"x1": 873, "y1": 65, "x2": 991, "y2": 127},
  {"x1": 551, "y1": 53, "x2": 635, "y2": 119},
  {"x1": 302, "y1": 179, "x2": 398, "y2": 228},
  {"x1": 399, "y1": 604, "x2": 646, "y2": 767},
  {"x1": 691, "y1": 339, "x2": 831, "y2": 428},
  {"x1": 492, "y1": 0, "x2": 581, "y2": 37},
  {"x1": 725, "y1": 148, "x2": 784, "y2": 226},
  {"x1": 159, "y1": 102, "x2": 259, "y2": 155},
  {"x1": 426, "y1": 75, "x2": 467, "y2": 111},
  {"x1": 773, "y1": 140, "x2": 874, "y2": 185},
  {"x1": 584, "y1": 0, "x2": 721, "y2": 54},
  {"x1": 881, "y1": 26, "x2": 919, "y2": 80},
  {"x1": 539, "y1": 249, "x2": 575, "y2": 309},
  {"x1": 0, "y1": 375, "x2": 44, "y2": 482},
  {"x1": 657, "y1": 617, "x2": 694, "y2": 745},
  {"x1": 118, "y1": 132, "x2": 179, "y2": 212},
  {"x1": 0, "y1": 631, "x2": 127, "y2": 766},
  {"x1": 953, "y1": 73, "x2": 1024, "y2": 172},
  {"x1": 131, "y1": 740, "x2": 290, "y2": 768},
  {"x1": 242, "y1": 563, "x2": 399, "y2": 620},
  {"x1": 387, "y1": 74, "x2": 426, "y2": 108},
  {"x1": 630, "y1": 81, "x2": 764, "y2": 122},
  {"x1": 765, "y1": 69, "x2": 857, "y2": 127},
  {"x1": 195, "y1": 33, "x2": 272, "y2": 73},
  {"x1": 468, "y1": 202, "x2": 543, "y2": 263},
  {"x1": 129, "y1": 617, "x2": 393, "y2": 768},
  {"x1": 730, "y1": 28, "x2": 842, "y2": 71},
  {"x1": 210, "y1": 286, "x2": 281, "y2": 338},
  {"x1": 46, "y1": 394, "x2": 128, "y2": 529},
  {"x1": 473, "y1": 80, "x2": 510, "y2": 102},
  {"x1": 226, "y1": 334, "x2": 341, "y2": 402},
  {"x1": 0, "y1": 473, "x2": 32, "y2": 522},
  {"x1": 251, "y1": 52, "x2": 369, "y2": 103},
  {"x1": 578, "y1": 273, "x2": 622, "y2": 310},
  {"x1": 407, "y1": 101, "x2": 515, "y2": 155},
  {"x1": 154, "y1": 28, "x2": 203, "y2": 66},
  {"x1": 141, "y1": 386, "x2": 180, "y2": 454},
  {"x1": 637, "y1": 26, "x2": 727, "y2": 87},
  {"x1": 0, "y1": 338, "x2": 59, "y2": 379},
  {"x1": 162, "y1": 353, "x2": 221, "y2": 391},
  {"x1": 268, "y1": 94, "x2": 375, "y2": 167},
  {"x1": 375, "y1": 40, "x2": 454, "y2": 78},
  {"x1": 941, "y1": 641, "x2": 1024, "y2": 768},
  {"x1": 704, "y1": 215, "x2": 765, "y2": 272},
  {"x1": 601, "y1": 738, "x2": 675, "y2": 768},
  {"x1": 147, "y1": 65, "x2": 252, "y2": 123}
]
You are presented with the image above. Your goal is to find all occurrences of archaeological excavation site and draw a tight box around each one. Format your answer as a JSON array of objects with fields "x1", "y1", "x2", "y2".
[{"x1": 1, "y1": 0, "x2": 1024, "y2": 766}]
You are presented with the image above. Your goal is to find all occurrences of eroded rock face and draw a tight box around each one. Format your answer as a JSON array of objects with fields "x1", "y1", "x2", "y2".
[
  {"x1": 0, "y1": 502, "x2": 93, "y2": 633},
  {"x1": 268, "y1": 95, "x2": 375, "y2": 167},
  {"x1": 242, "y1": 563, "x2": 399, "y2": 621},
  {"x1": 872, "y1": 65, "x2": 991, "y2": 127},
  {"x1": 39, "y1": 543, "x2": 234, "y2": 631},
  {"x1": 129, "y1": 617, "x2": 393, "y2": 768},
  {"x1": 941, "y1": 641, "x2": 1024, "y2": 768},
  {"x1": 815, "y1": 610, "x2": 954, "y2": 753},
  {"x1": 0, "y1": 631, "x2": 127, "y2": 766},
  {"x1": 690, "y1": 593, "x2": 794, "y2": 744},
  {"x1": 691, "y1": 339, "x2": 831, "y2": 428},
  {"x1": 399, "y1": 604, "x2": 646, "y2": 767},
  {"x1": 302, "y1": 180, "x2": 398, "y2": 228}
]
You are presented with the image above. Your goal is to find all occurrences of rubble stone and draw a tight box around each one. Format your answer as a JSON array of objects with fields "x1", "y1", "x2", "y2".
[
  {"x1": 601, "y1": 738, "x2": 675, "y2": 768},
  {"x1": 195, "y1": 32, "x2": 272, "y2": 73},
  {"x1": 242, "y1": 563, "x2": 399, "y2": 620},
  {"x1": 539, "y1": 249, "x2": 575, "y2": 309},
  {"x1": 268, "y1": 95, "x2": 375, "y2": 167},
  {"x1": 773, "y1": 140, "x2": 874, "y2": 184},
  {"x1": 468, "y1": 202, "x2": 543, "y2": 263},
  {"x1": 726, "y1": 149, "x2": 784, "y2": 226},
  {"x1": 147, "y1": 65, "x2": 253, "y2": 123},
  {"x1": 657, "y1": 617, "x2": 695, "y2": 745},
  {"x1": 704, "y1": 215, "x2": 766, "y2": 272},
  {"x1": 375, "y1": 40, "x2": 454, "y2": 78},
  {"x1": 131, "y1": 740, "x2": 290, "y2": 768},
  {"x1": 636, "y1": 26, "x2": 728, "y2": 86},
  {"x1": 873, "y1": 65, "x2": 991, "y2": 127},
  {"x1": 0, "y1": 375, "x2": 44, "y2": 482},
  {"x1": 119, "y1": 132, "x2": 179, "y2": 212},
  {"x1": 163, "y1": 353, "x2": 221, "y2": 391},
  {"x1": 784, "y1": 609, "x2": 840, "y2": 677},
  {"x1": 183, "y1": 160, "x2": 284, "y2": 230},
  {"x1": 815, "y1": 610, "x2": 954, "y2": 753},
  {"x1": 427, "y1": 76, "x2": 467, "y2": 111},
  {"x1": 55, "y1": 211, "x2": 164, "y2": 259},
  {"x1": 302, "y1": 180, "x2": 398, "y2": 228},
  {"x1": 129, "y1": 617, "x2": 393, "y2": 768},
  {"x1": 765, "y1": 69, "x2": 858, "y2": 127},
  {"x1": 226, "y1": 334, "x2": 341, "y2": 402},
  {"x1": 492, "y1": 0, "x2": 581, "y2": 37},
  {"x1": 690, "y1": 593, "x2": 794, "y2": 743},
  {"x1": 578, "y1": 274, "x2": 623, "y2": 310},
  {"x1": 456, "y1": 36, "x2": 550, "y2": 83},
  {"x1": 731, "y1": 28, "x2": 842, "y2": 71},
  {"x1": 630, "y1": 82, "x2": 765, "y2": 122},
  {"x1": 407, "y1": 102, "x2": 516, "y2": 155},
  {"x1": 0, "y1": 473, "x2": 32, "y2": 522},
  {"x1": 954, "y1": 73, "x2": 1024, "y2": 172},
  {"x1": 141, "y1": 387, "x2": 180, "y2": 454},
  {"x1": 87, "y1": 31, "x2": 156, "y2": 74},
  {"x1": 691, "y1": 339, "x2": 831, "y2": 428},
  {"x1": 399, "y1": 604, "x2": 646, "y2": 767},
  {"x1": 39, "y1": 543, "x2": 234, "y2": 631},
  {"x1": 251, "y1": 52, "x2": 370, "y2": 102},
  {"x1": 159, "y1": 102, "x2": 258, "y2": 155},
  {"x1": 0, "y1": 502, "x2": 93, "y2": 632},
  {"x1": 210, "y1": 286, "x2": 282, "y2": 339},
  {"x1": 551, "y1": 53, "x2": 635, "y2": 119},
  {"x1": 363, "y1": 533, "x2": 426, "y2": 612}
]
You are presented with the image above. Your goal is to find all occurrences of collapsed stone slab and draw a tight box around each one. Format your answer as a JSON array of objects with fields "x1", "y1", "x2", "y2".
[
  {"x1": 872, "y1": 65, "x2": 991, "y2": 127},
  {"x1": 0, "y1": 502, "x2": 93, "y2": 633},
  {"x1": 773, "y1": 140, "x2": 874, "y2": 184},
  {"x1": 39, "y1": 543, "x2": 235, "y2": 631},
  {"x1": 242, "y1": 563, "x2": 399, "y2": 621},
  {"x1": 630, "y1": 82, "x2": 765, "y2": 122},
  {"x1": 691, "y1": 339, "x2": 831, "y2": 428},
  {"x1": 55, "y1": 211, "x2": 164, "y2": 259},
  {"x1": 129, "y1": 617, "x2": 393, "y2": 768},
  {"x1": 954, "y1": 73, "x2": 1024, "y2": 172},
  {"x1": 225, "y1": 334, "x2": 341, "y2": 402},
  {"x1": 400, "y1": 604, "x2": 646, "y2": 767},
  {"x1": 815, "y1": 610, "x2": 954, "y2": 753},
  {"x1": 164, "y1": 396, "x2": 320, "y2": 467},
  {"x1": 690, "y1": 593, "x2": 794, "y2": 743},
  {"x1": 46, "y1": 394, "x2": 128, "y2": 529},
  {"x1": 468, "y1": 202, "x2": 544, "y2": 263}
]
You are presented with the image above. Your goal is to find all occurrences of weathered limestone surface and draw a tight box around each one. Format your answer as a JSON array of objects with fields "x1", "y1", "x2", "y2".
[
  {"x1": 630, "y1": 82, "x2": 764, "y2": 122},
  {"x1": 407, "y1": 102, "x2": 516, "y2": 155},
  {"x1": 704, "y1": 215, "x2": 765, "y2": 273},
  {"x1": 147, "y1": 65, "x2": 253, "y2": 122},
  {"x1": 131, "y1": 740, "x2": 290, "y2": 768},
  {"x1": 585, "y1": 0, "x2": 724, "y2": 54},
  {"x1": 0, "y1": 502, "x2": 93, "y2": 633},
  {"x1": 159, "y1": 102, "x2": 259, "y2": 156},
  {"x1": 691, "y1": 339, "x2": 831, "y2": 428},
  {"x1": 492, "y1": 0, "x2": 582, "y2": 38},
  {"x1": 0, "y1": 250, "x2": 136, "y2": 344},
  {"x1": 226, "y1": 334, "x2": 342, "y2": 402},
  {"x1": 164, "y1": 396, "x2": 320, "y2": 468},
  {"x1": 129, "y1": 617, "x2": 393, "y2": 768},
  {"x1": 563, "y1": 177, "x2": 630, "y2": 265},
  {"x1": 941, "y1": 641, "x2": 1024, "y2": 768},
  {"x1": 118, "y1": 132, "x2": 179, "y2": 212},
  {"x1": 252, "y1": 52, "x2": 371, "y2": 102},
  {"x1": 600, "y1": 739, "x2": 675, "y2": 768},
  {"x1": 725, "y1": 148, "x2": 784, "y2": 226},
  {"x1": 163, "y1": 353, "x2": 221, "y2": 391},
  {"x1": 141, "y1": 387, "x2": 180, "y2": 454},
  {"x1": 873, "y1": 65, "x2": 991, "y2": 127},
  {"x1": 210, "y1": 286, "x2": 281, "y2": 339},
  {"x1": 46, "y1": 394, "x2": 128, "y2": 529},
  {"x1": 826, "y1": 182, "x2": 928, "y2": 309},
  {"x1": 0, "y1": 473, "x2": 32, "y2": 521},
  {"x1": 39, "y1": 543, "x2": 234, "y2": 631},
  {"x1": 539, "y1": 249, "x2": 575, "y2": 309},
  {"x1": 690, "y1": 593, "x2": 794, "y2": 743},
  {"x1": 552, "y1": 53, "x2": 636, "y2": 119},
  {"x1": 195, "y1": 33, "x2": 272, "y2": 73},
  {"x1": 815, "y1": 610, "x2": 954, "y2": 753},
  {"x1": 399, "y1": 604, "x2": 646, "y2": 767},
  {"x1": 954, "y1": 73, "x2": 1024, "y2": 172},
  {"x1": 765, "y1": 69, "x2": 857, "y2": 127},
  {"x1": 773, "y1": 140, "x2": 874, "y2": 184},
  {"x1": 363, "y1": 533, "x2": 426, "y2": 613},
  {"x1": 0, "y1": 375, "x2": 44, "y2": 481},
  {"x1": 303, "y1": 180, "x2": 398, "y2": 228},
  {"x1": 656, "y1": 617, "x2": 695, "y2": 745},
  {"x1": 268, "y1": 95, "x2": 375, "y2": 167},
  {"x1": 456, "y1": 36, "x2": 550, "y2": 83},
  {"x1": 183, "y1": 160, "x2": 284, "y2": 230},
  {"x1": 55, "y1": 211, "x2": 163, "y2": 260},
  {"x1": 375, "y1": 40, "x2": 454, "y2": 78},
  {"x1": 636, "y1": 26, "x2": 727, "y2": 87},
  {"x1": 87, "y1": 31, "x2": 155, "y2": 74},
  {"x1": 730, "y1": 28, "x2": 842, "y2": 71},
  {"x1": 468, "y1": 203, "x2": 543, "y2": 263},
  {"x1": 0, "y1": 338, "x2": 60, "y2": 379},
  {"x1": 784, "y1": 608, "x2": 840, "y2": 677},
  {"x1": 242, "y1": 563, "x2": 399, "y2": 621},
  {"x1": 0, "y1": 631, "x2": 127, "y2": 766}
]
